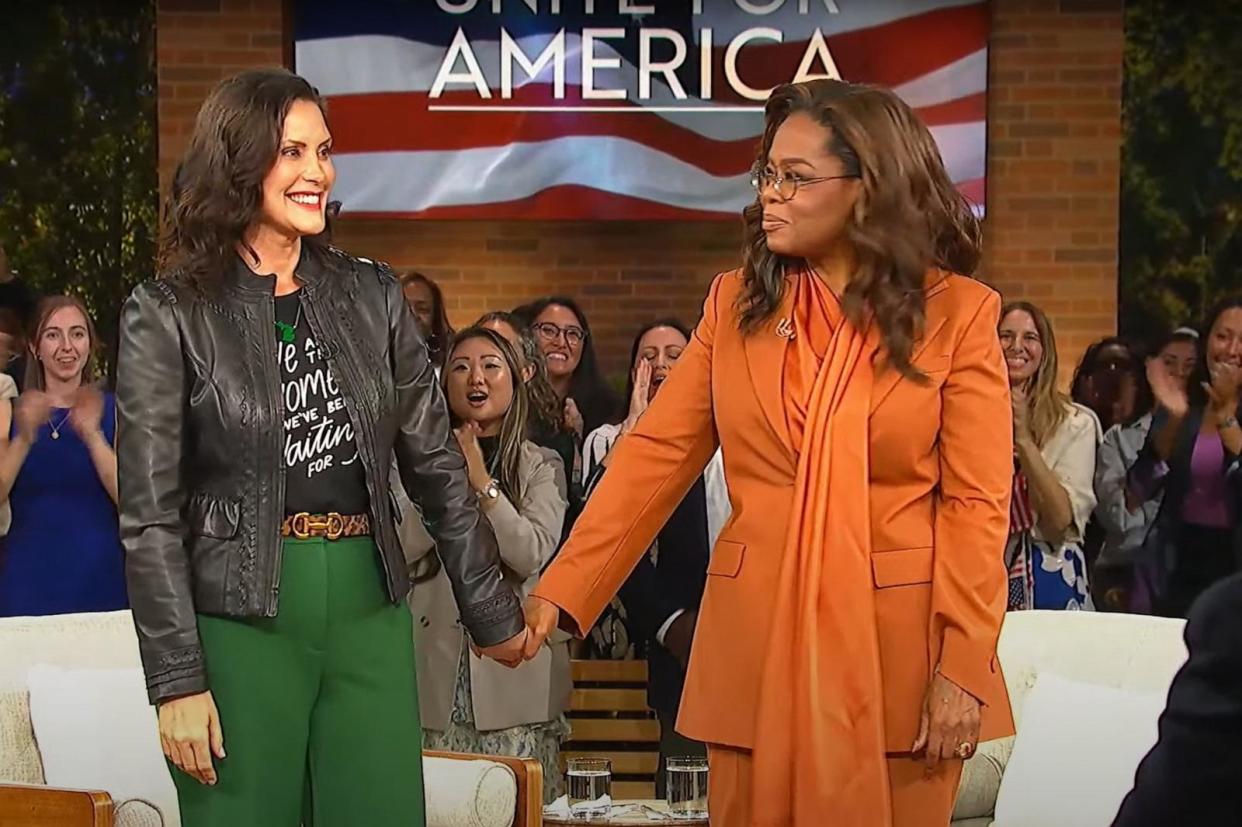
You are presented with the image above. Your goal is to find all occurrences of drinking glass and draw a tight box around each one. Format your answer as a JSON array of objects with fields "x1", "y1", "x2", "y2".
[
  {"x1": 566, "y1": 757, "x2": 612, "y2": 821},
  {"x1": 666, "y1": 756, "x2": 709, "y2": 819}
]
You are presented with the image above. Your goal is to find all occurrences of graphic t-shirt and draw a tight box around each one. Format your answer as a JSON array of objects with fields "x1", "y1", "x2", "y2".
[{"x1": 274, "y1": 291, "x2": 369, "y2": 516}]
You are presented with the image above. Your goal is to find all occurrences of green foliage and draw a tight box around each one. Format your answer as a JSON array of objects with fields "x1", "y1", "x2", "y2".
[
  {"x1": 1121, "y1": 0, "x2": 1242, "y2": 341},
  {"x1": 0, "y1": 2, "x2": 157, "y2": 376}
]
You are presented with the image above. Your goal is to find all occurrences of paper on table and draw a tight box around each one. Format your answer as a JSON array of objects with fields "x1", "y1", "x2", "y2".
[{"x1": 544, "y1": 794, "x2": 640, "y2": 819}]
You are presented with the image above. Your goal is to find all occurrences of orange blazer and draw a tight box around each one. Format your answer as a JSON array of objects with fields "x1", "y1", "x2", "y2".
[{"x1": 534, "y1": 268, "x2": 1015, "y2": 752}]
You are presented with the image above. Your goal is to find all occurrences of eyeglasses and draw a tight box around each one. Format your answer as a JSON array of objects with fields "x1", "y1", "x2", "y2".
[
  {"x1": 749, "y1": 164, "x2": 859, "y2": 200},
  {"x1": 533, "y1": 321, "x2": 586, "y2": 347}
]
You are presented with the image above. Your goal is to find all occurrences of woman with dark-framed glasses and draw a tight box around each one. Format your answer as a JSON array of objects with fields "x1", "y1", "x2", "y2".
[
  {"x1": 520, "y1": 79, "x2": 1014, "y2": 826},
  {"x1": 517, "y1": 296, "x2": 619, "y2": 445}
]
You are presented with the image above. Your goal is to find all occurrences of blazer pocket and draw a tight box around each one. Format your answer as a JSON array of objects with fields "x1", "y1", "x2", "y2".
[
  {"x1": 872, "y1": 547, "x2": 933, "y2": 588},
  {"x1": 707, "y1": 539, "x2": 746, "y2": 578},
  {"x1": 187, "y1": 494, "x2": 241, "y2": 540}
]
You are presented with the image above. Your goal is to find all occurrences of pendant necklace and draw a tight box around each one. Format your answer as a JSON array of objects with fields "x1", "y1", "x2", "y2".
[
  {"x1": 275, "y1": 301, "x2": 302, "y2": 345},
  {"x1": 48, "y1": 409, "x2": 71, "y2": 440}
]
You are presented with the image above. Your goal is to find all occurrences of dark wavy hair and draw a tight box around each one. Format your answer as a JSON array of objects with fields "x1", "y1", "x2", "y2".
[
  {"x1": 515, "y1": 296, "x2": 621, "y2": 435},
  {"x1": 477, "y1": 310, "x2": 564, "y2": 436},
  {"x1": 400, "y1": 271, "x2": 454, "y2": 367},
  {"x1": 622, "y1": 318, "x2": 692, "y2": 412},
  {"x1": 159, "y1": 69, "x2": 337, "y2": 293},
  {"x1": 1190, "y1": 295, "x2": 1242, "y2": 408},
  {"x1": 740, "y1": 79, "x2": 981, "y2": 378}
]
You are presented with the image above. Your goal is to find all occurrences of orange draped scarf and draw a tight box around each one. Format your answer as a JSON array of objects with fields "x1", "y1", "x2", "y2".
[{"x1": 751, "y1": 269, "x2": 892, "y2": 827}]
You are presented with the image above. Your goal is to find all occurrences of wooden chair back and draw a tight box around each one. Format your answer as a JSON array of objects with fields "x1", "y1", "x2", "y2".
[{"x1": 561, "y1": 659, "x2": 660, "y2": 800}]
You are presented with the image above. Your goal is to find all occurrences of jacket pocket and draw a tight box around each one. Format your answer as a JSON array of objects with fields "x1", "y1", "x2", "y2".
[
  {"x1": 871, "y1": 546, "x2": 933, "y2": 588},
  {"x1": 708, "y1": 539, "x2": 745, "y2": 578},
  {"x1": 187, "y1": 494, "x2": 241, "y2": 540}
]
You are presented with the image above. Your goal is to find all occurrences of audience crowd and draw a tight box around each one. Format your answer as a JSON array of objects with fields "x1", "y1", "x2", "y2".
[{"x1": 3, "y1": 241, "x2": 1241, "y2": 800}]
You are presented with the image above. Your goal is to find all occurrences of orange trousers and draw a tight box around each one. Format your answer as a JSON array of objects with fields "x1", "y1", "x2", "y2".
[{"x1": 707, "y1": 745, "x2": 963, "y2": 827}]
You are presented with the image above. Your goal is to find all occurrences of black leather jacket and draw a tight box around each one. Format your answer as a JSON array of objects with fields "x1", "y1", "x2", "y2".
[{"x1": 116, "y1": 246, "x2": 523, "y2": 703}]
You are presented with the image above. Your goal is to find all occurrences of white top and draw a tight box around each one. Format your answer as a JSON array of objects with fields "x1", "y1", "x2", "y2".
[{"x1": 1031, "y1": 402, "x2": 1102, "y2": 545}]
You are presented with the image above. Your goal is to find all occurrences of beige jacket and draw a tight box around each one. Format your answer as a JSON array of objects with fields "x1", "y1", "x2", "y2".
[{"x1": 398, "y1": 440, "x2": 571, "y2": 732}]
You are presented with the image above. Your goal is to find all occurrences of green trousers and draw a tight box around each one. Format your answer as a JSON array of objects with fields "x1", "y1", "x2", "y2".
[{"x1": 172, "y1": 537, "x2": 425, "y2": 827}]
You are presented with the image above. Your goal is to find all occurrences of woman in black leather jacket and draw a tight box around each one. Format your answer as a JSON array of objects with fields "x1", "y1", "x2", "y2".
[{"x1": 115, "y1": 68, "x2": 526, "y2": 827}]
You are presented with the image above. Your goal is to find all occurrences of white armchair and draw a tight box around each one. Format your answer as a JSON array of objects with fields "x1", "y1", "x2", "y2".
[{"x1": 951, "y1": 610, "x2": 1189, "y2": 826}]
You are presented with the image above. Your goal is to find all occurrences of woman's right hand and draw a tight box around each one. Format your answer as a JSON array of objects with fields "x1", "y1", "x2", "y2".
[
  {"x1": 1147, "y1": 356, "x2": 1189, "y2": 418},
  {"x1": 12, "y1": 390, "x2": 52, "y2": 443},
  {"x1": 158, "y1": 691, "x2": 225, "y2": 785},
  {"x1": 621, "y1": 358, "x2": 653, "y2": 434}
]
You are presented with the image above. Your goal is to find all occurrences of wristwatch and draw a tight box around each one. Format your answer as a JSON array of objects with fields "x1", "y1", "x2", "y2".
[{"x1": 476, "y1": 479, "x2": 501, "y2": 501}]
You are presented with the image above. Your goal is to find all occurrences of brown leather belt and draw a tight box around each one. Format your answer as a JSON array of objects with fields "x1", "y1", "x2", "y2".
[{"x1": 280, "y1": 512, "x2": 371, "y2": 540}]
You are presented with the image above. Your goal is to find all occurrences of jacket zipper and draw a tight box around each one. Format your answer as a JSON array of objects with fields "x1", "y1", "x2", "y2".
[
  {"x1": 300, "y1": 286, "x2": 395, "y2": 594},
  {"x1": 262, "y1": 292, "x2": 287, "y2": 616}
]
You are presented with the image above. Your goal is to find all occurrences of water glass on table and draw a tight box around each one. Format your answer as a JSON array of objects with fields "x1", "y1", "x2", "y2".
[
  {"x1": 666, "y1": 756, "x2": 709, "y2": 819},
  {"x1": 567, "y1": 757, "x2": 612, "y2": 821}
]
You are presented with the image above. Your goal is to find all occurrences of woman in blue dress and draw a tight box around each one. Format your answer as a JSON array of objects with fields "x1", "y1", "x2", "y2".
[{"x1": 0, "y1": 295, "x2": 124, "y2": 616}]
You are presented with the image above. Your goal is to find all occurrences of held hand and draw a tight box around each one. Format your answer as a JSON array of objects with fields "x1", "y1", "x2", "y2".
[
  {"x1": 563, "y1": 398, "x2": 584, "y2": 438},
  {"x1": 69, "y1": 385, "x2": 105, "y2": 439},
  {"x1": 522, "y1": 594, "x2": 560, "y2": 661},
  {"x1": 12, "y1": 390, "x2": 53, "y2": 443},
  {"x1": 476, "y1": 628, "x2": 529, "y2": 669},
  {"x1": 158, "y1": 691, "x2": 225, "y2": 785},
  {"x1": 1204, "y1": 361, "x2": 1241, "y2": 425},
  {"x1": 1147, "y1": 356, "x2": 1189, "y2": 418},
  {"x1": 911, "y1": 672, "x2": 981, "y2": 771},
  {"x1": 662, "y1": 610, "x2": 697, "y2": 670}
]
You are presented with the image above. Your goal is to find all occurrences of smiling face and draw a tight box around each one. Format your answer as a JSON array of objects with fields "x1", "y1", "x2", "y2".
[
  {"x1": 759, "y1": 112, "x2": 862, "y2": 260},
  {"x1": 532, "y1": 303, "x2": 585, "y2": 381},
  {"x1": 998, "y1": 309, "x2": 1044, "y2": 387},
  {"x1": 633, "y1": 326, "x2": 688, "y2": 403},
  {"x1": 1158, "y1": 338, "x2": 1197, "y2": 388},
  {"x1": 34, "y1": 305, "x2": 91, "y2": 387},
  {"x1": 253, "y1": 99, "x2": 335, "y2": 241},
  {"x1": 1206, "y1": 308, "x2": 1242, "y2": 375},
  {"x1": 445, "y1": 336, "x2": 515, "y2": 436}
]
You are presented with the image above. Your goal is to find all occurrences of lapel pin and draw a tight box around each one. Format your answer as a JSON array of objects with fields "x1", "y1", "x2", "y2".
[{"x1": 775, "y1": 318, "x2": 796, "y2": 340}]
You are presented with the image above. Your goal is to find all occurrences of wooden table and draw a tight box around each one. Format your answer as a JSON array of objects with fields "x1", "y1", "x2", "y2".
[{"x1": 543, "y1": 800, "x2": 708, "y2": 825}]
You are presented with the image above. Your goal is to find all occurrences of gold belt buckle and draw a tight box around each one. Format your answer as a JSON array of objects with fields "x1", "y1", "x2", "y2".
[{"x1": 290, "y1": 512, "x2": 345, "y2": 540}]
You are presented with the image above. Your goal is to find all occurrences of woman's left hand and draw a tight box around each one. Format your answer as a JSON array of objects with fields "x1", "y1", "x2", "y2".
[
  {"x1": 69, "y1": 386, "x2": 105, "y2": 440},
  {"x1": 453, "y1": 421, "x2": 490, "y2": 489},
  {"x1": 1204, "y1": 362, "x2": 1241, "y2": 426},
  {"x1": 911, "y1": 672, "x2": 981, "y2": 770}
]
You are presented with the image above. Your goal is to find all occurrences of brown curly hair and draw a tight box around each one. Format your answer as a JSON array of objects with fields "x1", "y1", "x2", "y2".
[{"x1": 739, "y1": 79, "x2": 981, "y2": 378}]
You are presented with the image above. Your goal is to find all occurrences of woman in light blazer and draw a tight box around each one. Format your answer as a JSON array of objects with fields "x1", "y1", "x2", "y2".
[{"x1": 403, "y1": 326, "x2": 570, "y2": 802}]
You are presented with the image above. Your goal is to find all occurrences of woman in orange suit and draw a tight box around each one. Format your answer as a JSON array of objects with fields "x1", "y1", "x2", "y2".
[{"x1": 519, "y1": 79, "x2": 1015, "y2": 827}]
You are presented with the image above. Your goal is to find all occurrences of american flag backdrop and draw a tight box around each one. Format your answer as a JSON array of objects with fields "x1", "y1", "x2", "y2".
[{"x1": 293, "y1": 0, "x2": 988, "y2": 221}]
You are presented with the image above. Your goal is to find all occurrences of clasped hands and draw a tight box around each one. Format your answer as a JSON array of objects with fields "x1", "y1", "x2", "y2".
[{"x1": 471, "y1": 595, "x2": 561, "y2": 668}]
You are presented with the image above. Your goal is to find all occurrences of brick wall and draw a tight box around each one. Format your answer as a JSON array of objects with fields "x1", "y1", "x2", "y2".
[{"x1": 156, "y1": 0, "x2": 1123, "y2": 380}]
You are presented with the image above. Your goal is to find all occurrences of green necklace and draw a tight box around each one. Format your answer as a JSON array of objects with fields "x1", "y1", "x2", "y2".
[{"x1": 275, "y1": 303, "x2": 301, "y2": 344}]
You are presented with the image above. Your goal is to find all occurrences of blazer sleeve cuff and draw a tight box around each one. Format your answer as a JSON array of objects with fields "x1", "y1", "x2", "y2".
[{"x1": 937, "y1": 628, "x2": 998, "y2": 706}]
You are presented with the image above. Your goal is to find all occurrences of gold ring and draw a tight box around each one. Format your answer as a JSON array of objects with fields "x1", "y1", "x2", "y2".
[{"x1": 956, "y1": 743, "x2": 974, "y2": 759}]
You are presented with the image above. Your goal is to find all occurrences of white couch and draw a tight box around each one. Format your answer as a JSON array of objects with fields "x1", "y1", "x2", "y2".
[
  {"x1": 951, "y1": 610, "x2": 1189, "y2": 827},
  {"x1": 0, "y1": 611, "x2": 540, "y2": 827}
]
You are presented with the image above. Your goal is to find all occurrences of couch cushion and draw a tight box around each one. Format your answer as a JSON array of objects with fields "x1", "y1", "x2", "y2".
[
  {"x1": 992, "y1": 672, "x2": 1166, "y2": 827},
  {"x1": 424, "y1": 756, "x2": 517, "y2": 827},
  {"x1": 27, "y1": 665, "x2": 181, "y2": 827},
  {"x1": 0, "y1": 688, "x2": 44, "y2": 784},
  {"x1": 0, "y1": 611, "x2": 142, "y2": 690}
]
